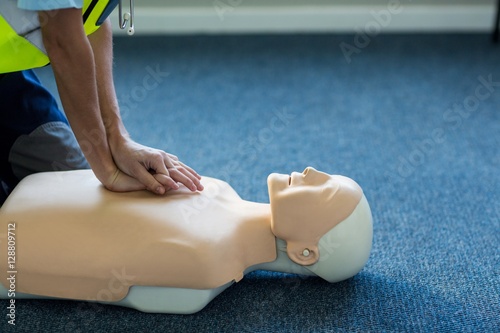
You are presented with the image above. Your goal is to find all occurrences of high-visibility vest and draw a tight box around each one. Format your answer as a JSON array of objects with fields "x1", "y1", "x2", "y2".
[{"x1": 0, "y1": 0, "x2": 118, "y2": 74}]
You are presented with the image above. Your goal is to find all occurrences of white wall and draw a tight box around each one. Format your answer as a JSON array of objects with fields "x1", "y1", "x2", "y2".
[{"x1": 111, "y1": 0, "x2": 498, "y2": 35}]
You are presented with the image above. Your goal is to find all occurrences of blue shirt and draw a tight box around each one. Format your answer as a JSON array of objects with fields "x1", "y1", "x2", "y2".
[{"x1": 17, "y1": 0, "x2": 83, "y2": 11}]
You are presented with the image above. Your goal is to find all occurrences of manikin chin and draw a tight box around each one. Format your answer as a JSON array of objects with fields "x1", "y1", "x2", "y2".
[{"x1": 0, "y1": 167, "x2": 373, "y2": 314}]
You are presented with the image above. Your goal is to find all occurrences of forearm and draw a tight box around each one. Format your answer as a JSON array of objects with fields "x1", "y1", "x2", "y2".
[
  {"x1": 39, "y1": 9, "x2": 117, "y2": 185},
  {"x1": 41, "y1": 11, "x2": 202, "y2": 193},
  {"x1": 87, "y1": 19, "x2": 128, "y2": 144}
]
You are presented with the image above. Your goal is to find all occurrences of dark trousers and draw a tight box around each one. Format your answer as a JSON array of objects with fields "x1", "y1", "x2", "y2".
[{"x1": 0, "y1": 70, "x2": 89, "y2": 204}]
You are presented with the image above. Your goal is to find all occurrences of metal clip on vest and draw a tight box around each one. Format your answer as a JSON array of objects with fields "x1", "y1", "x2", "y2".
[{"x1": 118, "y1": 0, "x2": 134, "y2": 35}]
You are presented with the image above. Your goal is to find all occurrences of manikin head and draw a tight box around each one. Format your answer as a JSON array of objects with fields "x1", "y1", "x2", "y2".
[{"x1": 268, "y1": 167, "x2": 373, "y2": 282}]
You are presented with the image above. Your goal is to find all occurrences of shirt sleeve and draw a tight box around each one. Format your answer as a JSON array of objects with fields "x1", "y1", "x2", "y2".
[{"x1": 17, "y1": 0, "x2": 83, "y2": 11}]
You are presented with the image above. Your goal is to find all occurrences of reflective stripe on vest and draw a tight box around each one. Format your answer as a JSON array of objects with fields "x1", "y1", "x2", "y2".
[{"x1": 0, "y1": 0, "x2": 115, "y2": 74}]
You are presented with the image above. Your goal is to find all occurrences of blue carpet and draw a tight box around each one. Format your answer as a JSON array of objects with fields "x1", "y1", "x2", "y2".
[{"x1": 1, "y1": 33, "x2": 499, "y2": 332}]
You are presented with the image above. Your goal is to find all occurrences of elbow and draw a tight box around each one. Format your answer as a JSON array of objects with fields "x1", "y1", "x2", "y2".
[
  {"x1": 38, "y1": 9, "x2": 88, "y2": 65},
  {"x1": 41, "y1": 29, "x2": 65, "y2": 61},
  {"x1": 41, "y1": 31, "x2": 77, "y2": 73}
]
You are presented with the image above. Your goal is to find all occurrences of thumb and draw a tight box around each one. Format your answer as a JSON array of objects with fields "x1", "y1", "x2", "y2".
[{"x1": 133, "y1": 166, "x2": 168, "y2": 195}]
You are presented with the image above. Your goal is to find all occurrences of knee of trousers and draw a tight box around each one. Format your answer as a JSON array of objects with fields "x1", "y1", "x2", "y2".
[{"x1": 8, "y1": 121, "x2": 90, "y2": 180}]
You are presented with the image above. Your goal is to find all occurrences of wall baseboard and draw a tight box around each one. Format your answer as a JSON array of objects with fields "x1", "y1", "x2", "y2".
[{"x1": 111, "y1": 4, "x2": 497, "y2": 35}]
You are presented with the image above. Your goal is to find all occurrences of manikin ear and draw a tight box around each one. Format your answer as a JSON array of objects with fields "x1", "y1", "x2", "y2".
[{"x1": 286, "y1": 242, "x2": 320, "y2": 266}]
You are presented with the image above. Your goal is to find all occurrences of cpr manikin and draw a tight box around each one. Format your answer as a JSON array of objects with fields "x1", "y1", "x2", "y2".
[{"x1": 0, "y1": 167, "x2": 372, "y2": 314}]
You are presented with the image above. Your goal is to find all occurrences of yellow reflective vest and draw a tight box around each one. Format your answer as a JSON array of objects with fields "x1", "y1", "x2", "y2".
[{"x1": 0, "y1": 0, "x2": 116, "y2": 74}]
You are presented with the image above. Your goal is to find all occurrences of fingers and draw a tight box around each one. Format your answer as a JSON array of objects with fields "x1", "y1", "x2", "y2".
[
  {"x1": 143, "y1": 153, "x2": 181, "y2": 191},
  {"x1": 175, "y1": 162, "x2": 204, "y2": 190},
  {"x1": 152, "y1": 174, "x2": 176, "y2": 192},
  {"x1": 130, "y1": 163, "x2": 171, "y2": 195},
  {"x1": 163, "y1": 156, "x2": 204, "y2": 191},
  {"x1": 145, "y1": 153, "x2": 180, "y2": 191},
  {"x1": 178, "y1": 161, "x2": 202, "y2": 180},
  {"x1": 142, "y1": 152, "x2": 203, "y2": 192},
  {"x1": 165, "y1": 152, "x2": 179, "y2": 161},
  {"x1": 166, "y1": 167, "x2": 198, "y2": 192}
]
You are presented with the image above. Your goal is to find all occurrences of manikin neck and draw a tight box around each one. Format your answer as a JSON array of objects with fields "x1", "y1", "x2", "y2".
[
  {"x1": 246, "y1": 238, "x2": 316, "y2": 276},
  {"x1": 241, "y1": 200, "x2": 316, "y2": 277}
]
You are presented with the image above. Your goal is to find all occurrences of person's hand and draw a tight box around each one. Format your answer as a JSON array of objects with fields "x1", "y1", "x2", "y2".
[
  {"x1": 103, "y1": 168, "x2": 145, "y2": 192},
  {"x1": 109, "y1": 137, "x2": 203, "y2": 194}
]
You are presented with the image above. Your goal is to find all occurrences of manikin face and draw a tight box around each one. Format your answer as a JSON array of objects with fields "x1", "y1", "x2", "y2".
[
  {"x1": 268, "y1": 167, "x2": 334, "y2": 195},
  {"x1": 267, "y1": 167, "x2": 364, "y2": 266}
]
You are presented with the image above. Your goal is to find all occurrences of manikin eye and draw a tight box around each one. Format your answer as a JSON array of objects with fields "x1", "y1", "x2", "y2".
[{"x1": 288, "y1": 176, "x2": 292, "y2": 185}]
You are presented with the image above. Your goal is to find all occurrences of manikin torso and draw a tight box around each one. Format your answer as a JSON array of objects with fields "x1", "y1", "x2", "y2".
[
  {"x1": 0, "y1": 168, "x2": 372, "y2": 313},
  {"x1": 0, "y1": 171, "x2": 277, "y2": 301}
]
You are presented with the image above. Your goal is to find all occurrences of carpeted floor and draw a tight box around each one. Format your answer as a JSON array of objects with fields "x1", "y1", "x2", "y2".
[{"x1": 1, "y1": 33, "x2": 499, "y2": 332}]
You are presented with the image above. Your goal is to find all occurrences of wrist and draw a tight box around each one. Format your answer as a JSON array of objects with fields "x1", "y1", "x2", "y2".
[
  {"x1": 87, "y1": 157, "x2": 119, "y2": 187},
  {"x1": 107, "y1": 130, "x2": 131, "y2": 155},
  {"x1": 105, "y1": 116, "x2": 131, "y2": 146}
]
